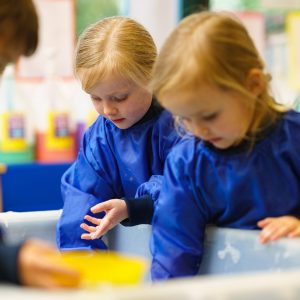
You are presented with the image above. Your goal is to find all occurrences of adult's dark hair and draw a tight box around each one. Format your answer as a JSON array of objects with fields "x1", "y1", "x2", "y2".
[{"x1": 0, "y1": 0, "x2": 39, "y2": 56}]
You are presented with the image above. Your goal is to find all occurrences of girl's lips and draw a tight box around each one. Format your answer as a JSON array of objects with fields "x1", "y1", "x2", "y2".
[
  {"x1": 112, "y1": 118, "x2": 125, "y2": 123},
  {"x1": 207, "y1": 137, "x2": 222, "y2": 144}
]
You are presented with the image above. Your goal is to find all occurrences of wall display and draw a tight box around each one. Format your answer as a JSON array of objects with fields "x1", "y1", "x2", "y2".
[
  {"x1": 17, "y1": 0, "x2": 75, "y2": 79},
  {"x1": 287, "y1": 12, "x2": 300, "y2": 91}
]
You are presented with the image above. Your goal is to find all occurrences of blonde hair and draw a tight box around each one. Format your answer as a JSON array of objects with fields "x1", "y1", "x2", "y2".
[
  {"x1": 151, "y1": 11, "x2": 286, "y2": 141},
  {"x1": 75, "y1": 16, "x2": 157, "y2": 92}
]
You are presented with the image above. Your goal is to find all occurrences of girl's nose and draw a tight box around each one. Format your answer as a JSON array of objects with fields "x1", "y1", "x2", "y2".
[
  {"x1": 103, "y1": 101, "x2": 117, "y2": 116},
  {"x1": 201, "y1": 128, "x2": 209, "y2": 137},
  {"x1": 193, "y1": 124, "x2": 209, "y2": 139}
]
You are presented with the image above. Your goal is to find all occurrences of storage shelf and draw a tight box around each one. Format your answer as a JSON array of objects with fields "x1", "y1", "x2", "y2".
[{"x1": 1, "y1": 162, "x2": 71, "y2": 212}]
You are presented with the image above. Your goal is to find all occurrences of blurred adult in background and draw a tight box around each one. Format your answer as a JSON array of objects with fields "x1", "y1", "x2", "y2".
[{"x1": 0, "y1": 0, "x2": 80, "y2": 288}]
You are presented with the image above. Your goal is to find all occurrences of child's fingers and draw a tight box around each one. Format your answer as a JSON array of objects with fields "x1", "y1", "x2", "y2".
[
  {"x1": 91, "y1": 201, "x2": 111, "y2": 214},
  {"x1": 259, "y1": 224, "x2": 277, "y2": 244},
  {"x1": 257, "y1": 218, "x2": 274, "y2": 228},
  {"x1": 288, "y1": 227, "x2": 300, "y2": 238},
  {"x1": 91, "y1": 218, "x2": 111, "y2": 239},
  {"x1": 80, "y1": 223, "x2": 97, "y2": 233},
  {"x1": 84, "y1": 215, "x2": 101, "y2": 225},
  {"x1": 81, "y1": 233, "x2": 92, "y2": 240},
  {"x1": 268, "y1": 219, "x2": 299, "y2": 240},
  {"x1": 260, "y1": 223, "x2": 292, "y2": 243},
  {"x1": 259, "y1": 231, "x2": 271, "y2": 244},
  {"x1": 91, "y1": 228, "x2": 102, "y2": 240},
  {"x1": 269, "y1": 226, "x2": 291, "y2": 241},
  {"x1": 259, "y1": 217, "x2": 300, "y2": 243},
  {"x1": 91, "y1": 222, "x2": 109, "y2": 240}
]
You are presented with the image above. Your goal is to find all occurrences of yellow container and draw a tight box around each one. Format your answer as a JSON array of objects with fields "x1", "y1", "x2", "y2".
[{"x1": 54, "y1": 250, "x2": 148, "y2": 287}]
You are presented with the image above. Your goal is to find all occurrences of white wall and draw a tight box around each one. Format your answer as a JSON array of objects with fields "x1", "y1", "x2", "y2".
[{"x1": 128, "y1": 0, "x2": 180, "y2": 50}]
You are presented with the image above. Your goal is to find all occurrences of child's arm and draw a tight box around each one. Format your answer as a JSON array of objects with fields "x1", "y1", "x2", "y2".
[
  {"x1": 56, "y1": 124, "x2": 120, "y2": 250},
  {"x1": 135, "y1": 175, "x2": 163, "y2": 204},
  {"x1": 258, "y1": 216, "x2": 300, "y2": 244},
  {"x1": 151, "y1": 146, "x2": 207, "y2": 280}
]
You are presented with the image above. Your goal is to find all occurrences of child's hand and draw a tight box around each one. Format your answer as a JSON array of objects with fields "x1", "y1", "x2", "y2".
[
  {"x1": 80, "y1": 199, "x2": 128, "y2": 240},
  {"x1": 257, "y1": 216, "x2": 300, "y2": 244}
]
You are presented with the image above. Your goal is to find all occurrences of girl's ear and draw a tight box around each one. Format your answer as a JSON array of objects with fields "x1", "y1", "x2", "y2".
[{"x1": 246, "y1": 68, "x2": 265, "y2": 97}]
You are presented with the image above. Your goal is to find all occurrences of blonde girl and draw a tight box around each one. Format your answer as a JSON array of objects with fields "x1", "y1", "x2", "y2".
[
  {"x1": 150, "y1": 11, "x2": 300, "y2": 280},
  {"x1": 57, "y1": 17, "x2": 180, "y2": 250}
]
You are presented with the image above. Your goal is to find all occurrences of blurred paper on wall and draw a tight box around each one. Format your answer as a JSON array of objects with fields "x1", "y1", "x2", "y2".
[
  {"x1": 287, "y1": 12, "x2": 300, "y2": 91},
  {"x1": 234, "y1": 12, "x2": 266, "y2": 59},
  {"x1": 262, "y1": 0, "x2": 300, "y2": 9},
  {"x1": 16, "y1": 0, "x2": 75, "y2": 79}
]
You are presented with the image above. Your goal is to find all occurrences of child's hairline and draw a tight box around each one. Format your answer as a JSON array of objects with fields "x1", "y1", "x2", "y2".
[{"x1": 76, "y1": 65, "x2": 150, "y2": 94}]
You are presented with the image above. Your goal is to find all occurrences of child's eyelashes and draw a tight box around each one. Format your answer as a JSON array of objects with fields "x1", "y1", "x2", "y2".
[
  {"x1": 112, "y1": 94, "x2": 128, "y2": 102},
  {"x1": 179, "y1": 113, "x2": 218, "y2": 123},
  {"x1": 90, "y1": 95, "x2": 128, "y2": 102},
  {"x1": 91, "y1": 96, "x2": 101, "y2": 102},
  {"x1": 202, "y1": 113, "x2": 218, "y2": 121}
]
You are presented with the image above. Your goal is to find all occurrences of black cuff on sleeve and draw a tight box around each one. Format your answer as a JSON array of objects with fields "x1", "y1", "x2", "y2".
[
  {"x1": 121, "y1": 195, "x2": 154, "y2": 226},
  {"x1": 0, "y1": 242, "x2": 23, "y2": 284}
]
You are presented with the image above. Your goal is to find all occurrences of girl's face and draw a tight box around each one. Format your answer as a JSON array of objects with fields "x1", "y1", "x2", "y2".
[
  {"x1": 88, "y1": 74, "x2": 152, "y2": 129},
  {"x1": 161, "y1": 82, "x2": 254, "y2": 149}
]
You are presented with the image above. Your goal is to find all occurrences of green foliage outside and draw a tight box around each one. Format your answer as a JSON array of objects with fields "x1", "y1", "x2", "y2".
[
  {"x1": 210, "y1": 0, "x2": 261, "y2": 11},
  {"x1": 76, "y1": 0, "x2": 122, "y2": 36}
]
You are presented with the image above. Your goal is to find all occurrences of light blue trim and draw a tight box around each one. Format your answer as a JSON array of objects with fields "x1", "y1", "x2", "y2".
[
  {"x1": 177, "y1": 0, "x2": 183, "y2": 21},
  {"x1": 120, "y1": 0, "x2": 130, "y2": 16}
]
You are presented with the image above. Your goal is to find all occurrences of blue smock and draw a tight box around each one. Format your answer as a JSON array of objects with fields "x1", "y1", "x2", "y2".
[
  {"x1": 151, "y1": 110, "x2": 300, "y2": 280},
  {"x1": 57, "y1": 103, "x2": 180, "y2": 250}
]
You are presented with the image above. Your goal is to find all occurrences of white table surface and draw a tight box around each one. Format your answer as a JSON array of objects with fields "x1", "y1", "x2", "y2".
[{"x1": 2, "y1": 268, "x2": 300, "y2": 300}]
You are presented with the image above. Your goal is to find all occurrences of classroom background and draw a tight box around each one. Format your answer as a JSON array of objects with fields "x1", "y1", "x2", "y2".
[
  {"x1": 0, "y1": 0, "x2": 300, "y2": 213},
  {"x1": 2, "y1": 1, "x2": 300, "y2": 298}
]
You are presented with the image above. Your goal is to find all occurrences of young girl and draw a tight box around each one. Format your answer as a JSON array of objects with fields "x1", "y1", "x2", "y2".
[
  {"x1": 150, "y1": 11, "x2": 300, "y2": 280},
  {"x1": 56, "y1": 17, "x2": 180, "y2": 250}
]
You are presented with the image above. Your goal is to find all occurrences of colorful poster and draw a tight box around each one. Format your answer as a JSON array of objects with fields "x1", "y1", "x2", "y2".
[{"x1": 287, "y1": 12, "x2": 300, "y2": 91}]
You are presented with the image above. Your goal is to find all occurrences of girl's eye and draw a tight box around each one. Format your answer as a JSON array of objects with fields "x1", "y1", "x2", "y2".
[
  {"x1": 202, "y1": 113, "x2": 218, "y2": 121},
  {"x1": 114, "y1": 94, "x2": 128, "y2": 102},
  {"x1": 91, "y1": 96, "x2": 101, "y2": 102}
]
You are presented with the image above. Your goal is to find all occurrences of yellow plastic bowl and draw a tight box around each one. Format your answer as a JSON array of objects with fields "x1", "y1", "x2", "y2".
[{"x1": 55, "y1": 250, "x2": 148, "y2": 287}]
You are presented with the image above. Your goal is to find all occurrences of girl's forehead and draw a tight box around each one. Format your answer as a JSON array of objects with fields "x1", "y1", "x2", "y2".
[
  {"x1": 160, "y1": 83, "x2": 242, "y2": 117},
  {"x1": 90, "y1": 75, "x2": 134, "y2": 92},
  {"x1": 161, "y1": 83, "x2": 215, "y2": 104},
  {"x1": 161, "y1": 92, "x2": 215, "y2": 117}
]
